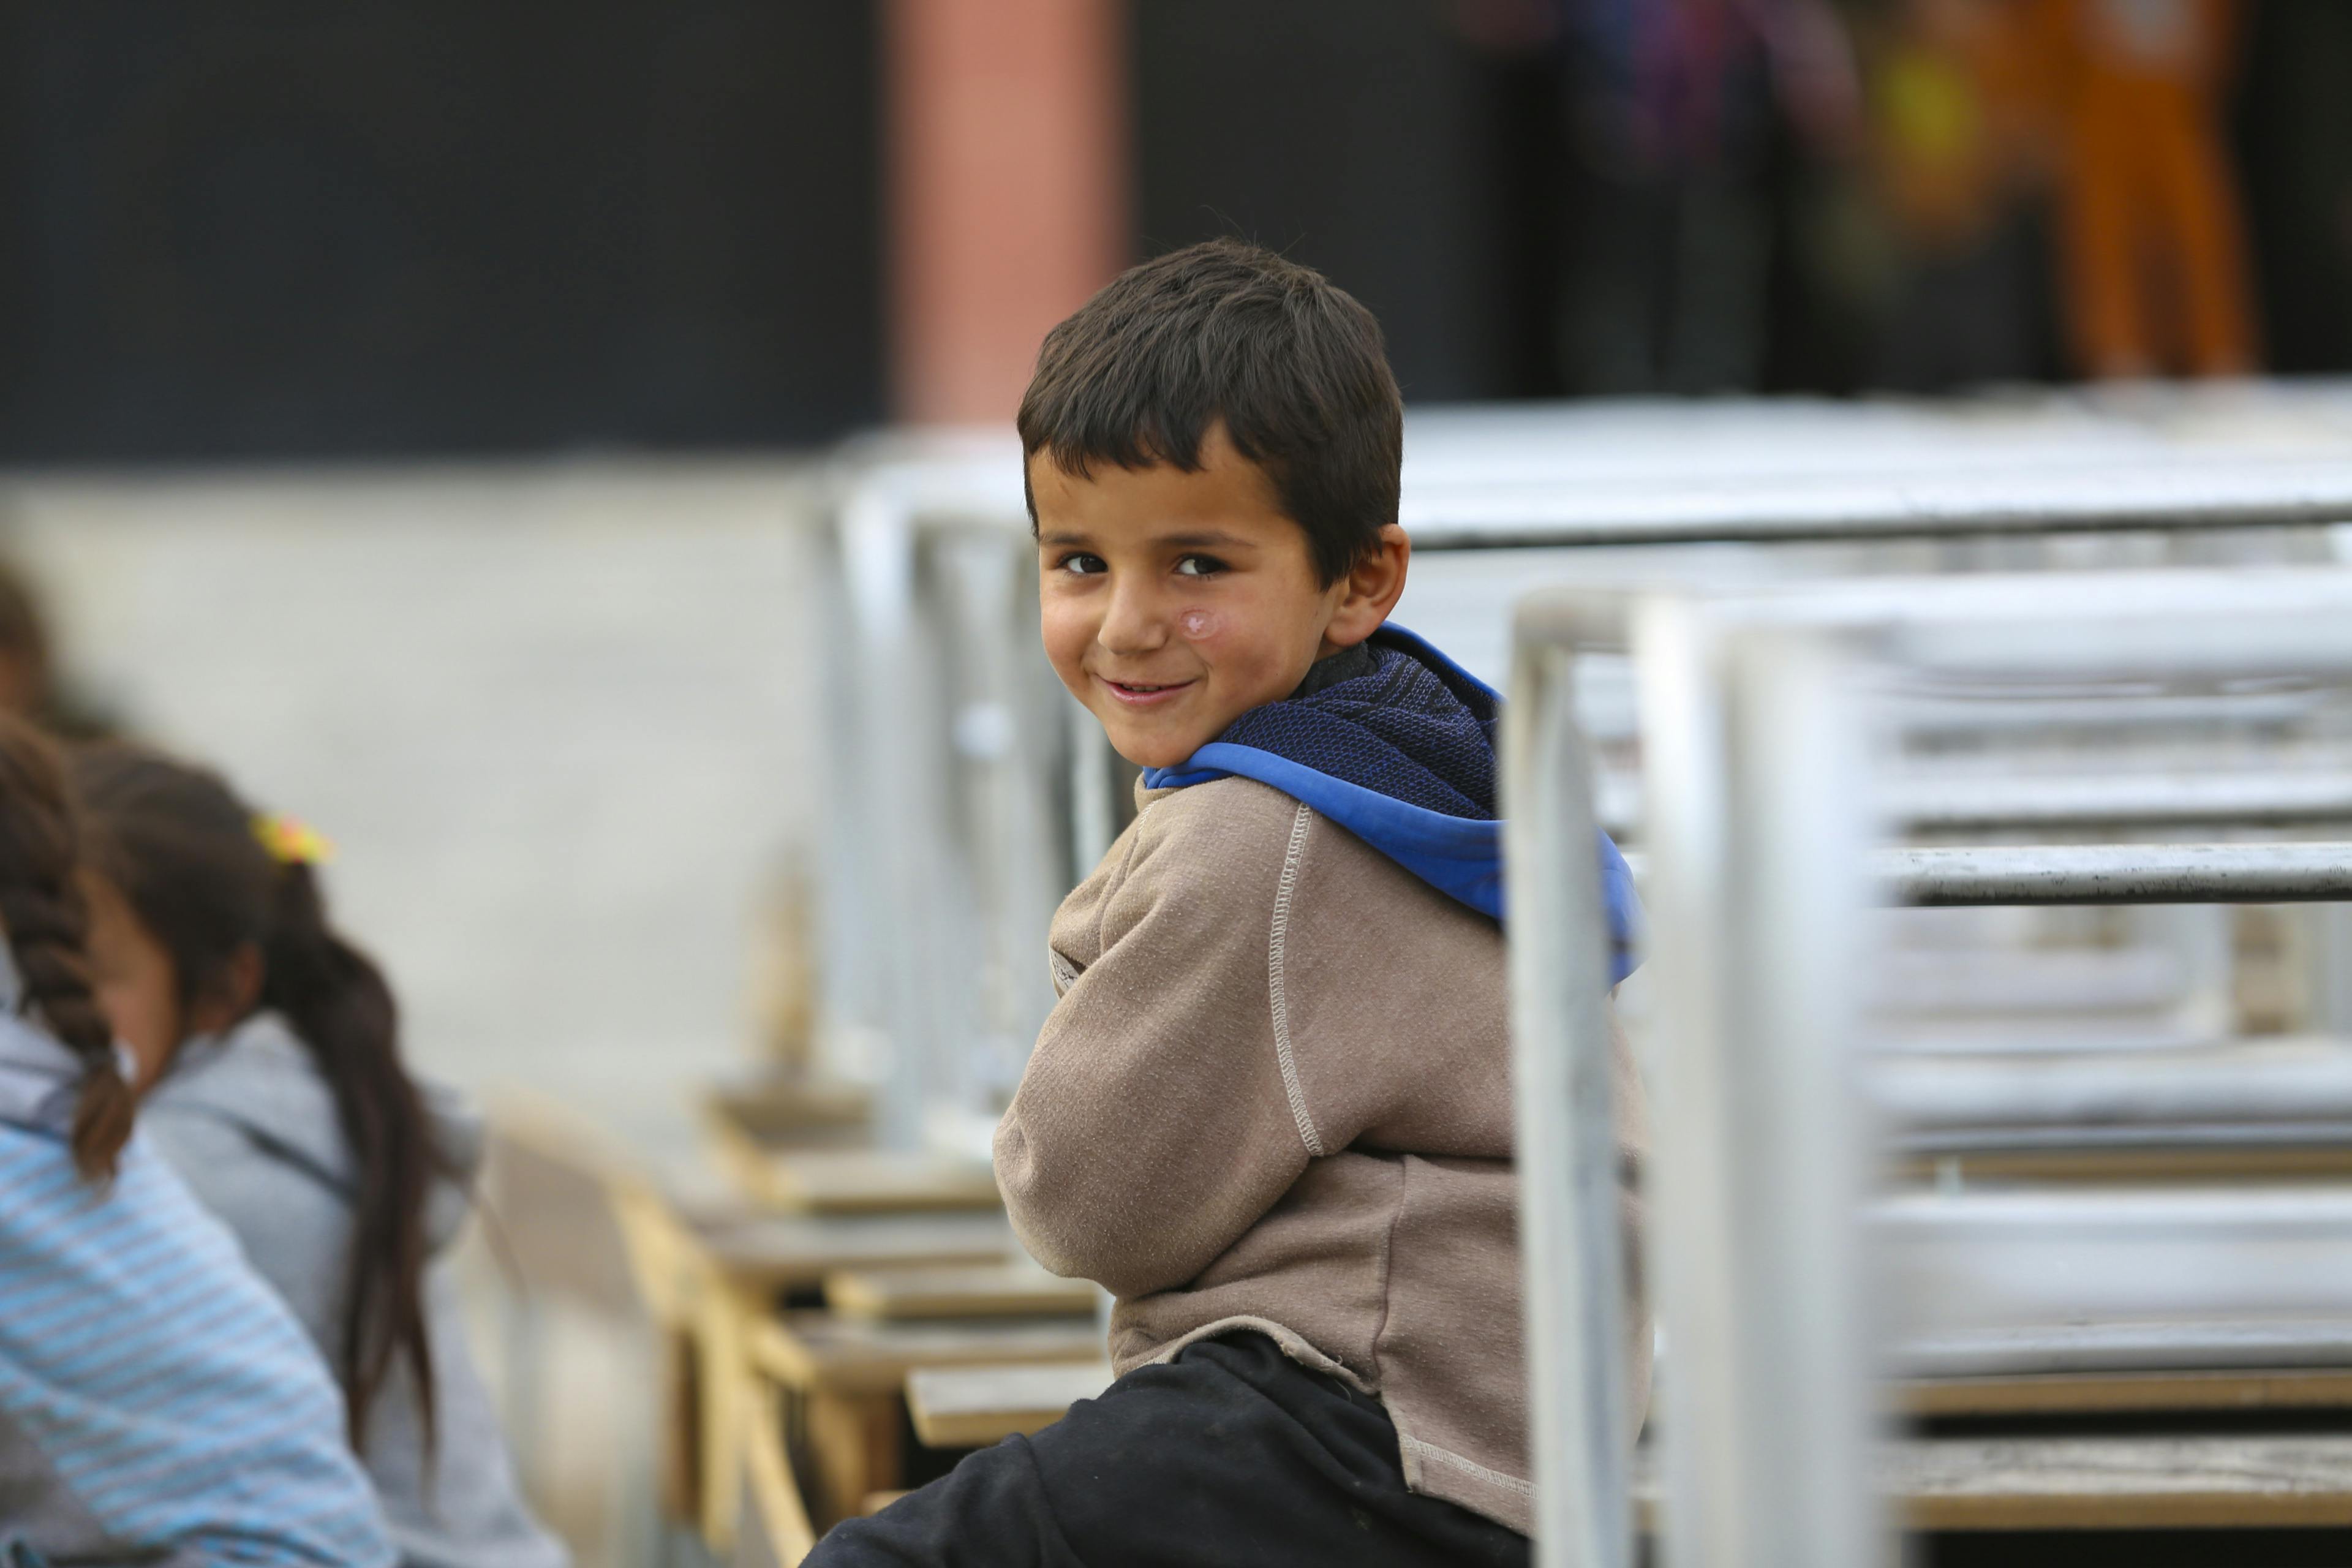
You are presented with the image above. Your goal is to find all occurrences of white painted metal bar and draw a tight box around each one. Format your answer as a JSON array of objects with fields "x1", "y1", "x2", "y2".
[
  {"x1": 1503, "y1": 641, "x2": 1632, "y2": 1568},
  {"x1": 1404, "y1": 457, "x2": 2352, "y2": 549},
  {"x1": 1880, "y1": 771, "x2": 2352, "y2": 832},
  {"x1": 1627, "y1": 608, "x2": 1883, "y2": 1568},
  {"x1": 1615, "y1": 842, "x2": 2352, "y2": 905},
  {"x1": 1884, "y1": 843, "x2": 2352, "y2": 906},
  {"x1": 1882, "y1": 1186, "x2": 2352, "y2": 1352},
  {"x1": 1510, "y1": 565, "x2": 2352, "y2": 1566},
  {"x1": 1599, "y1": 768, "x2": 2352, "y2": 839}
]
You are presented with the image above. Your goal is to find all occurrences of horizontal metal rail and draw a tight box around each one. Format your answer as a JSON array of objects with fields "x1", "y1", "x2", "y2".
[
  {"x1": 1885, "y1": 771, "x2": 2352, "y2": 831},
  {"x1": 1600, "y1": 769, "x2": 2352, "y2": 836},
  {"x1": 1403, "y1": 459, "x2": 2352, "y2": 549},
  {"x1": 1885, "y1": 842, "x2": 2352, "y2": 905},
  {"x1": 1615, "y1": 842, "x2": 2352, "y2": 903}
]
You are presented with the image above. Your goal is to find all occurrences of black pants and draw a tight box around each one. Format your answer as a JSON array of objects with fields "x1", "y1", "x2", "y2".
[{"x1": 804, "y1": 1332, "x2": 1529, "y2": 1568}]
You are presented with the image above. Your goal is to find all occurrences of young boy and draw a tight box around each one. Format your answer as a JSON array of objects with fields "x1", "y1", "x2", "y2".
[{"x1": 809, "y1": 238, "x2": 1646, "y2": 1566}]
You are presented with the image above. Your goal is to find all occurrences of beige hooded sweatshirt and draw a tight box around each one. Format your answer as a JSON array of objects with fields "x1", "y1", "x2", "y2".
[{"x1": 993, "y1": 774, "x2": 1648, "y2": 1533}]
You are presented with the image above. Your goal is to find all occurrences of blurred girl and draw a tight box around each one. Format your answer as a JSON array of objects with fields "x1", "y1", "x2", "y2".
[
  {"x1": 0, "y1": 716, "x2": 393, "y2": 1566},
  {"x1": 74, "y1": 744, "x2": 566, "y2": 1568}
]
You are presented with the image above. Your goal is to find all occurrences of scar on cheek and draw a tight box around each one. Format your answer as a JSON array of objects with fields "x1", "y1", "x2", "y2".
[{"x1": 1177, "y1": 608, "x2": 1218, "y2": 640}]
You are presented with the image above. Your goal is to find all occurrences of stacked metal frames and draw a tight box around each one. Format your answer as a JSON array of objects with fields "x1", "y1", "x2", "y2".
[
  {"x1": 1505, "y1": 568, "x2": 2352, "y2": 1568},
  {"x1": 816, "y1": 390, "x2": 2352, "y2": 1156}
]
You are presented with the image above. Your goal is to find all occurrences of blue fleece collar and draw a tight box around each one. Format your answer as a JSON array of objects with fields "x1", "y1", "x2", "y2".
[{"x1": 1143, "y1": 625, "x2": 1641, "y2": 983}]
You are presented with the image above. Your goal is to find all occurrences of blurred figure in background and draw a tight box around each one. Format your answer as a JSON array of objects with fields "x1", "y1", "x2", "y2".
[
  {"x1": 75, "y1": 744, "x2": 567, "y2": 1568},
  {"x1": 0, "y1": 717, "x2": 393, "y2": 1567},
  {"x1": 1457, "y1": 0, "x2": 1863, "y2": 394},
  {"x1": 2035, "y1": 0, "x2": 2257, "y2": 377},
  {"x1": 1855, "y1": 0, "x2": 2057, "y2": 388}
]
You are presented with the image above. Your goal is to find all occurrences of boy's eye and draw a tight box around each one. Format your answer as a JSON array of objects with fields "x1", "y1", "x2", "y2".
[
  {"x1": 1173, "y1": 554, "x2": 1229, "y2": 578},
  {"x1": 1055, "y1": 552, "x2": 1108, "y2": 576}
]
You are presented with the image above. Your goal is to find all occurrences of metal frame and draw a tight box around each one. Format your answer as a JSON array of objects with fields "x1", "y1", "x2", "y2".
[
  {"x1": 1507, "y1": 567, "x2": 2352, "y2": 1568},
  {"x1": 816, "y1": 392, "x2": 2352, "y2": 1158}
]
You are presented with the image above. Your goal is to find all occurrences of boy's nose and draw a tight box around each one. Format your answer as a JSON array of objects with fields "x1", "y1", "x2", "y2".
[{"x1": 1096, "y1": 582, "x2": 1170, "y2": 655}]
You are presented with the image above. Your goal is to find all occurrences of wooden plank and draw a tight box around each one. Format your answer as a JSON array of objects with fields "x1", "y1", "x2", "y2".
[
  {"x1": 733, "y1": 1378, "x2": 817, "y2": 1568},
  {"x1": 905, "y1": 1362, "x2": 1114, "y2": 1447},
  {"x1": 722, "y1": 1145, "x2": 1003, "y2": 1216},
  {"x1": 688, "y1": 1210, "x2": 1016, "y2": 1292},
  {"x1": 1885, "y1": 1433, "x2": 2352, "y2": 1531},
  {"x1": 1898, "y1": 1143, "x2": 2352, "y2": 1185},
  {"x1": 826, "y1": 1264, "x2": 1097, "y2": 1322},
  {"x1": 1624, "y1": 1433, "x2": 2352, "y2": 1532},
  {"x1": 483, "y1": 1099, "x2": 665, "y2": 1319},
  {"x1": 749, "y1": 1311, "x2": 1104, "y2": 1396},
  {"x1": 705, "y1": 1071, "x2": 874, "y2": 1149},
  {"x1": 804, "y1": 1392, "x2": 901, "y2": 1533},
  {"x1": 1901, "y1": 1366, "x2": 2352, "y2": 1417}
]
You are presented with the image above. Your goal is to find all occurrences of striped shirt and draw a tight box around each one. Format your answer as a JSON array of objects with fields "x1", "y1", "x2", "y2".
[{"x1": 0, "y1": 1001, "x2": 394, "y2": 1566}]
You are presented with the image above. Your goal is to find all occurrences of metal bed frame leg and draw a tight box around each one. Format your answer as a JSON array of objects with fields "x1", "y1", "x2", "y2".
[
  {"x1": 1635, "y1": 610, "x2": 1886, "y2": 1568},
  {"x1": 1506, "y1": 638, "x2": 1632, "y2": 1568}
]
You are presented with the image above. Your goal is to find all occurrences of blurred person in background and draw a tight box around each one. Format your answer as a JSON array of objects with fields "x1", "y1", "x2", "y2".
[
  {"x1": 2032, "y1": 0, "x2": 2257, "y2": 377},
  {"x1": 75, "y1": 744, "x2": 567, "y2": 1568},
  {"x1": 1852, "y1": 0, "x2": 2060, "y2": 387},
  {"x1": 1457, "y1": 0, "x2": 1863, "y2": 394},
  {"x1": 0, "y1": 717, "x2": 393, "y2": 1567}
]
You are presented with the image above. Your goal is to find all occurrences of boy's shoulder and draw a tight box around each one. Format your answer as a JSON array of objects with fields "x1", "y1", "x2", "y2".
[
  {"x1": 1077, "y1": 774, "x2": 1303, "y2": 903},
  {"x1": 1052, "y1": 773, "x2": 1484, "y2": 979}
]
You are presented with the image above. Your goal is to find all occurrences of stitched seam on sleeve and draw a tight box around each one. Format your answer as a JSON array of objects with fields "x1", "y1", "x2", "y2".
[
  {"x1": 1268, "y1": 800, "x2": 1327, "y2": 1158},
  {"x1": 1398, "y1": 1434, "x2": 1536, "y2": 1499}
]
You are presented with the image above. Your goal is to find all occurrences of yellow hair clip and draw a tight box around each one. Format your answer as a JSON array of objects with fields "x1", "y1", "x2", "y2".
[{"x1": 252, "y1": 813, "x2": 336, "y2": 867}]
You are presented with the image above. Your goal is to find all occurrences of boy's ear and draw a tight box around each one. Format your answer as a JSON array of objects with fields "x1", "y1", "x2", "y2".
[{"x1": 1324, "y1": 524, "x2": 1411, "y2": 649}]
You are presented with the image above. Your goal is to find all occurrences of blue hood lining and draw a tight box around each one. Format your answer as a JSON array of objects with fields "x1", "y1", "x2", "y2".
[{"x1": 1143, "y1": 624, "x2": 1642, "y2": 983}]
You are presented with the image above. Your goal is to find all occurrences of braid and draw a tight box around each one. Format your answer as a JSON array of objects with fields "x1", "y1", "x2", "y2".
[{"x1": 0, "y1": 717, "x2": 131, "y2": 1179}]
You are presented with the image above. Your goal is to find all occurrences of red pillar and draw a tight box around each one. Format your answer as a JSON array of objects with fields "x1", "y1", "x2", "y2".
[{"x1": 883, "y1": 0, "x2": 1129, "y2": 426}]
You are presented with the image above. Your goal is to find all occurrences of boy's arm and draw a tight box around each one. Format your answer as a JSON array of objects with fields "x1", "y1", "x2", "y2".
[{"x1": 993, "y1": 790, "x2": 1311, "y2": 1300}]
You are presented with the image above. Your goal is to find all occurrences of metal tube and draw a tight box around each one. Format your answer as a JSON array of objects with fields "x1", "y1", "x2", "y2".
[
  {"x1": 1601, "y1": 771, "x2": 2352, "y2": 839},
  {"x1": 1504, "y1": 641, "x2": 1631, "y2": 1568},
  {"x1": 1885, "y1": 842, "x2": 2352, "y2": 905},
  {"x1": 1636, "y1": 611, "x2": 1883, "y2": 1568},
  {"x1": 1881, "y1": 772, "x2": 2352, "y2": 832},
  {"x1": 1401, "y1": 459, "x2": 2352, "y2": 549}
]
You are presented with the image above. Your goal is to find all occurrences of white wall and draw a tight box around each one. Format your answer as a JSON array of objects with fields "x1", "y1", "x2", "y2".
[{"x1": 4, "y1": 459, "x2": 821, "y2": 1121}]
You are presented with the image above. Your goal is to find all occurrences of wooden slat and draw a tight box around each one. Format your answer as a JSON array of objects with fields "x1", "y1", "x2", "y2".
[
  {"x1": 905, "y1": 1362, "x2": 1114, "y2": 1448},
  {"x1": 826, "y1": 1264, "x2": 1097, "y2": 1322},
  {"x1": 1624, "y1": 1433, "x2": 2352, "y2": 1532},
  {"x1": 1885, "y1": 1433, "x2": 2352, "y2": 1531},
  {"x1": 688, "y1": 1210, "x2": 1016, "y2": 1292},
  {"x1": 1901, "y1": 1366, "x2": 2352, "y2": 1417},
  {"x1": 733, "y1": 1378, "x2": 817, "y2": 1568},
  {"x1": 1898, "y1": 1142, "x2": 2352, "y2": 1185},
  {"x1": 720, "y1": 1143, "x2": 1003, "y2": 1216},
  {"x1": 748, "y1": 1311, "x2": 1104, "y2": 1396},
  {"x1": 705, "y1": 1072, "x2": 874, "y2": 1151}
]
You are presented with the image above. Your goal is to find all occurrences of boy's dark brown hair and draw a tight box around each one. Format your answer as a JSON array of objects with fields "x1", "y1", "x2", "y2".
[
  {"x1": 0, "y1": 716, "x2": 133, "y2": 1181},
  {"x1": 74, "y1": 743, "x2": 441, "y2": 1452},
  {"x1": 1017, "y1": 237, "x2": 1404, "y2": 587}
]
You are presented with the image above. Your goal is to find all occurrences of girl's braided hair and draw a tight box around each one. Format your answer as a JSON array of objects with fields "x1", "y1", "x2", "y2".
[{"x1": 0, "y1": 715, "x2": 132, "y2": 1179}]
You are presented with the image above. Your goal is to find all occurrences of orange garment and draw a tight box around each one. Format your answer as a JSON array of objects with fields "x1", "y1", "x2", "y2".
[{"x1": 2037, "y1": 0, "x2": 2255, "y2": 377}]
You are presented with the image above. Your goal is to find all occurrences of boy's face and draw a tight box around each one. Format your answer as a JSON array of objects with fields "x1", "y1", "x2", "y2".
[{"x1": 1034, "y1": 425, "x2": 1374, "y2": 769}]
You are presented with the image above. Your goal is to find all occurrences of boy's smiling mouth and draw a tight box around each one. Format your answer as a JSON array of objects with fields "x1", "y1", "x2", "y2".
[{"x1": 1099, "y1": 676, "x2": 1197, "y2": 708}]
